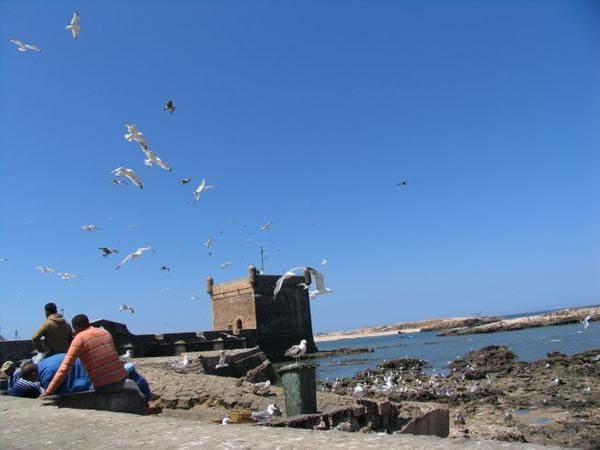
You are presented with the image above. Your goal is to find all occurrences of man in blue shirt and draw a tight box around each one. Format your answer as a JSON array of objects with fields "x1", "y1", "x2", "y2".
[
  {"x1": 124, "y1": 363, "x2": 151, "y2": 402},
  {"x1": 38, "y1": 353, "x2": 91, "y2": 394},
  {"x1": 5, "y1": 362, "x2": 41, "y2": 398}
]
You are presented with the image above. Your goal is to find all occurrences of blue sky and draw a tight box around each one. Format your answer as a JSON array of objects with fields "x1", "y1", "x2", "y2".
[{"x1": 1, "y1": 0, "x2": 599, "y2": 339}]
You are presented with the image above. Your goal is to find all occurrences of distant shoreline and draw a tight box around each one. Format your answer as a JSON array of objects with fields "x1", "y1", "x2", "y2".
[{"x1": 314, "y1": 305, "x2": 599, "y2": 342}]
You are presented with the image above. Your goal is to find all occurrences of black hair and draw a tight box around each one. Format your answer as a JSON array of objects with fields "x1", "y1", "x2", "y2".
[
  {"x1": 44, "y1": 303, "x2": 57, "y2": 314},
  {"x1": 71, "y1": 314, "x2": 90, "y2": 329}
]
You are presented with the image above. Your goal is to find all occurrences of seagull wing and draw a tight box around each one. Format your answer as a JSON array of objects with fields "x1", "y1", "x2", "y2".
[
  {"x1": 307, "y1": 267, "x2": 327, "y2": 292},
  {"x1": 70, "y1": 12, "x2": 80, "y2": 27},
  {"x1": 116, "y1": 252, "x2": 134, "y2": 269},
  {"x1": 9, "y1": 39, "x2": 25, "y2": 49},
  {"x1": 25, "y1": 44, "x2": 40, "y2": 52},
  {"x1": 285, "y1": 344, "x2": 301, "y2": 357},
  {"x1": 123, "y1": 169, "x2": 143, "y2": 189}
]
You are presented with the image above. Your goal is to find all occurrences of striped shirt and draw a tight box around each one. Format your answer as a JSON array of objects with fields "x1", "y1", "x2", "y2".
[
  {"x1": 7, "y1": 378, "x2": 42, "y2": 398},
  {"x1": 46, "y1": 326, "x2": 126, "y2": 395}
]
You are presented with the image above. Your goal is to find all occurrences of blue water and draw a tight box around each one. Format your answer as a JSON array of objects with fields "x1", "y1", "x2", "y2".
[{"x1": 314, "y1": 321, "x2": 600, "y2": 381}]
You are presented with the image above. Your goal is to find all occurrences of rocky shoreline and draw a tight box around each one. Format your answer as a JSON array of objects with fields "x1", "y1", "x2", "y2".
[{"x1": 315, "y1": 305, "x2": 599, "y2": 341}]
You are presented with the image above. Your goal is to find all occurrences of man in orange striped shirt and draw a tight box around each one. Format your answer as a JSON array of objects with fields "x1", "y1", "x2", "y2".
[{"x1": 43, "y1": 314, "x2": 126, "y2": 396}]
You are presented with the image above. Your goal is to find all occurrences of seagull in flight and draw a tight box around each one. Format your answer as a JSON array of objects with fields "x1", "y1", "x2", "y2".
[
  {"x1": 306, "y1": 267, "x2": 333, "y2": 299},
  {"x1": 320, "y1": 258, "x2": 328, "y2": 266},
  {"x1": 397, "y1": 181, "x2": 408, "y2": 186},
  {"x1": 204, "y1": 238, "x2": 213, "y2": 256},
  {"x1": 0, "y1": 258, "x2": 7, "y2": 262},
  {"x1": 111, "y1": 179, "x2": 128, "y2": 187},
  {"x1": 116, "y1": 246, "x2": 155, "y2": 270},
  {"x1": 193, "y1": 178, "x2": 215, "y2": 203},
  {"x1": 124, "y1": 124, "x2": 147, "y2": 147},
  {"x1": 58, "y1": 272, "x2": 78, "y2": 280},
  {"x1": 160, "y1": 265, "x2": 170, "y2": 272},
  {"x1": 98, "y1": 247, "x2": 119, "y2": 257},
  {"x1": 140, "y1": 146, "x2": 172, "y2": 171},
  {"x1": 180, "y1": 178, "x2": 191, "y2": 186},
  {"x1": 9, "y1": 39, "x2": 40, "y2": 52},
  {"x1": 259, "y1": 221, "x2": 272, "y2": 232},
  {"x1": 37, "y1": 266, "x2": 56, "y2": 274},
  {"x1": 220, "y1": 261, "x2": 232, "y2": 269},
  {"x1": 285, "y1": 339, "x2": 307, "y2": 364},
  {"x1": 582, "y1": 315, "x2": 593, "y2": 330},
  {"x1": 119, "y1": 304, "x2": 135, "y2": 314},
  {"x1": 273, "y1": 266, "x2": 305, "y2": 298},
  {"x1": 81, "y1": 224, "x2": 100, "y2": 232},
  {"x1": 112, "y1": 167, "x2": 143, "y2": 189},
  {"x1": 66, "y1": 12, "x2": 81, "y2": 39},
  {"x1": 164, "y1": 100, "x2": 176, "y2": 113}
]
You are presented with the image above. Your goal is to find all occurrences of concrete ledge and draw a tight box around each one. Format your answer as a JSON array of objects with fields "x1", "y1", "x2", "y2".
[{"x1": 48, "y1": 383, "x2": 146, "y2": 415}]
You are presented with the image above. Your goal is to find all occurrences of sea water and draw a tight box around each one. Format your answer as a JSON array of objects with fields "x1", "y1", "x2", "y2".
[{"x1": 314, "y1": 321, "x2": 600, "y2": 381}]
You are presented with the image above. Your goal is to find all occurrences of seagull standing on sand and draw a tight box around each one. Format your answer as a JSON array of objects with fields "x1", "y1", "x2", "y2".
[
  {"x1": 353, "y1": 384, "x2": 365, "y2": 402},
  {"x1": 119, "y1": 350, "x2": 132, "y2": 361},
  {"x1": 124, "y1": 124, "x2": 147, "y2": 146},
  {"x1": 284, "y1": 339, "x2": 307, "y2": 364},
  {"x1": 98, "y1": 247, "x2": 119, "y2": 257},
  {"x1": 116, "y1": 246, "x2": 154, "y2": 270},
  {"x1": 65, "y1": 12, "x2": 81, "y2": 39},
  {"x1": 112, "y1": 167, "x2": 143, "y2": 189},
  {"x1": 164, "y1": 100, "x2": 176, "y2": 113},
  {"x1": 119, "y1": 304, "x2": 135, "y2": 314},
  {"x1": 253, "y1": 380, "x2": 271, "y2": 390},
  {"x1": 251, "y1": 404, "x2": 282, "y2": 422},
  {"x1": 193, "y1": 178, "x2": 215, "y2": 203},
  {"x1": 172, "y1": 354, "x2": 189, "y2": 369},
  {"x1": 9, "y1": 39, "x2": 40, "y2": 52},
  {"x1": 215, "y1": 350, "x2": 229, "y2": 369},
  {"x1": 221, "y1": 417, "x2": 231, "y2": 425},
  {"x1": 81, "y1": 224, "x2": 100, "y2": 232}
]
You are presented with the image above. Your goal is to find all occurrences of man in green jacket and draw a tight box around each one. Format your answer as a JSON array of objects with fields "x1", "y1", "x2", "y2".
[{"x1": 31, "y1": 303, "x2": 73, "y2": 356}]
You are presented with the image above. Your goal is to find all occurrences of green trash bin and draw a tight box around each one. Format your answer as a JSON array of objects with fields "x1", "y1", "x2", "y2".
[{"x1": 278, "y1": 364, "x2": 317, "y2": 417}]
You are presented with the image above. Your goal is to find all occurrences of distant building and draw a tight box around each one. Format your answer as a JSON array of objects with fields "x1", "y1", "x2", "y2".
[{"x1": 208, "y1": 266, "x2": 318, "y2": 357}]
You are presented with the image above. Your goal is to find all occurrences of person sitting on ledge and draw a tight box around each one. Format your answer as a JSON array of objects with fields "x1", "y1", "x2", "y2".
[
  {"x1": 41, "y1": 314, "x2": 126, "y2": 397},
  {"x1": 1, "y1": 361, "x2": 22, "y2": 390},
  {"x1": 124, "y1": 363, "x2": 152, "y2": 404},
  {"x1": 38, "y1": 353, "x2": 91, "y2": 395},
  {"x1": 31, "y1": 302, "x2": 73, "y2": 357},
  {"x1": 5, "y1": 362, "x2": 42, "y2": 398}
]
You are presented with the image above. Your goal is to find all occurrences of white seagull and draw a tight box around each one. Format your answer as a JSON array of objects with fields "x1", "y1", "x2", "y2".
[
  {"x1": 193, "y1": 178, "x2": 215, "y2": 203},
  {"x1": 353, "y1": 384, "x2": 366, "y2": 401},
  {"x1": 124, "y1": 124, "x2": 147, "y2": 146},
  {"x1": 119, "y1": 304, "x2": 135, "y2": 314},
  {"x1": 81, "y1": 224, "x2": 100, "y2": 232},
  {"x1": 9, "y1": 39, "x2": 40, "y2": 52},
  {"x1": 320, "y1": 258, "x2": 328, "y2": 266},
  {"x1": 140, "y1": 146, "x2": 172, "y2": 171},
  {"x1": 582, "y1": 315, "x2": 593, "y2": 330},
  {"x1": 204, "y1": 238, "x2": 213, "y2": 255},
  {"x1": 172, "y1": 354, "x2": 189, "y2": 369},
  {"x1": 111, "y1": 167, "x2": 143, "y2": 189},
  {"x1": 58, "y1": 272, "x2": 78, "y2": 280},
  {"x1": 37, "y1": 266, "x2": 56, "y2": 274},
  {"x1": 306, "y1": 267, "x2": 334, "y2": 299},
  {"x1": 273, "y1": 266, "x2": 305, "y2": 299},
  {"x1": 66, "y1": 12, "x2": 81, "y2": 39},
  {"x1": 215, "y1": 350, "x2": 229, "y2": 369},
  {"x1": 251, "y1": 404, "x2": 282, "y2": 422},
  {"x1": 284, "y1": 339, "x2": 307, "y2": 364},
  {"x1": 220, "y1": 261, "x2": 232, "y2": 269},
  {"x1": 116, "y1": 246, "x2": 155, "y2": 270},
  {"x1": 119, "y1": 349, "x2": 132, "y2": 361},
  {"x1": 259, "y1": 221, "x2": 272, "y2": 232},
  {"x1": 253, "y1": 380, "x2": 271, "y2": 390}
]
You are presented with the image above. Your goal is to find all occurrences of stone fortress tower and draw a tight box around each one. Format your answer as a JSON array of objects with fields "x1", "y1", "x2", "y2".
[{"x1": 207, "y1": 266, "x2": 318, "y2": 357}]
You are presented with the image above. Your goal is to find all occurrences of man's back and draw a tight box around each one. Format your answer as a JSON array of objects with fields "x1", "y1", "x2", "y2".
[
  {"x1": 45, "y1": 326, "x2": 126, "y2": 395},
  {"x1": 31, "y1": 313, "x2": 72, "y2": 354}
]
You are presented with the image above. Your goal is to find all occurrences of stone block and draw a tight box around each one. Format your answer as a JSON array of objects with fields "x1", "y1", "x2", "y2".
[
  {"x1": 50, "y1": 384, "x2": 146, "y2": 415},
  {"x1": 398, "y1": 408, "x2": 449, "y2": 438}
]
